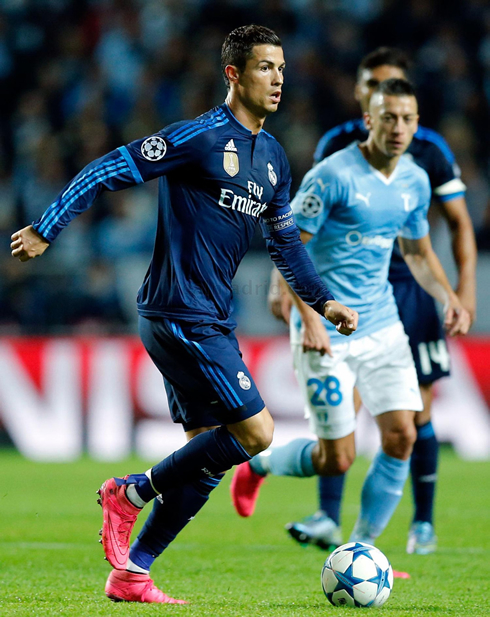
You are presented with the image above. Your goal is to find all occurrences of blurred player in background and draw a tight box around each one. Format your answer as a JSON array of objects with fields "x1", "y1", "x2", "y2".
[
  {"x1": 271, "y1": 47, "x2": 477, "y2": 556},
  {"x1": 232, "y1": 79, "x2": 471, "y2": 555},
  {"x1": 11, "y1": 25, "x2": 357, "y2": 605}
]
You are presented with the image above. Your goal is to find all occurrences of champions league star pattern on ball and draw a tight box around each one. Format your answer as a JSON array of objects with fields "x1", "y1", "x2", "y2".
[{"x1": 322, "y1": 542, "x2": 394, "y2": 608}]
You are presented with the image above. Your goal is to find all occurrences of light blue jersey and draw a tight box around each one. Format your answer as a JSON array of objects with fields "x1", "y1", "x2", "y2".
[{"x1": 291, "y1": 142, "x2": 431, "y2": 341}]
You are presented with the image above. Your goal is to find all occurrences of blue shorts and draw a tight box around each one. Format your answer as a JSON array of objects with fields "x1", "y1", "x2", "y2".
[
  {"x1": 392, "y1": 277, "x2": 451, "y2": 384},
  {"x1": 138, "y1": 315, "x2": 265, "y2": 431}
]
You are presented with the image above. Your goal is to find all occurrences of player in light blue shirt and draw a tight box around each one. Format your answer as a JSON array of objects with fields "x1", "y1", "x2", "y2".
[
  {"x1": 231, "y1": 79, "x2": 470, "y2": 548},
  {"x1": 289, "y1": 139, "x2": 431, "y2": 342}
]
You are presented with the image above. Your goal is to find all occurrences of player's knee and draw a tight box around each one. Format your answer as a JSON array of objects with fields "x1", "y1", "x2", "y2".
[
  {"x1": 382, "y1": 423, "x2": 417, "y2": 459},
  {"x1": 241, "y1": 432, "x2": 273, "y2": 457},
  {"x1": 234, "y1": 416, "x2": 274, "y2": 456},
  {"x1": 316, "y1": 450, "x2": 354, "y2": 475}
]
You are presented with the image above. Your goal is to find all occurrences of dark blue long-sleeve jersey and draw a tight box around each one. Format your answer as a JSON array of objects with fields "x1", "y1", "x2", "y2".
[{"x1": 33, "y1": 104, "x2": 334, "y2": 324}]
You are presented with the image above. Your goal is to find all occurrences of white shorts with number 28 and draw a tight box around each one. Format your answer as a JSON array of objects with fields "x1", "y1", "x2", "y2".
[{"x1": 291, "y1": 321, "x2": 423, "y2": 440}]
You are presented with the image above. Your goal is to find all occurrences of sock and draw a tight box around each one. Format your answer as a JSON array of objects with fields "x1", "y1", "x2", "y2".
[
  {"x1": 249, "y1": 438, "x2": 316, "y2": 477},
  {"x1": 128, "y1": 474, "x2": 224, "y2": 572},
  {"x1": 318, "y1": 474, "x2": 346, "y2": 525},
  {"x1": 410, "y1": 421, "x2": 438, "y2": 524},
  {"x1": 150, "y1": 426, "x2": 250, "y2": 494},
  {"x1": 126, "y1": 558, "x2": 149, "y2": 574},
  {"x1": 124, "y1": 471, "x2": 158, "y2": 504},
  {"x1": 350, "y1": 449, "x2": 410, "y2": 542}
]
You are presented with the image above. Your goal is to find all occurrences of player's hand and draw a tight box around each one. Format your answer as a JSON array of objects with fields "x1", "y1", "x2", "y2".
[
  {"x1": 11, "y1": 225, "x2": 49, "y2": 262},
  {"x1": 443, "y1": 295, "x2": 471, "y2": 336},
  {"x1": 300, "y1": 313, "x2": 332, "y2": 356},
  {"x1": 268, "y1": 285, "x2": 292, "y2": 324},
  {"x1": 324, "y1": 300, "x2": 358, "y2": 336},
  {"x1": 456, "y1": 288, "x2": 476, "y2": 326}
]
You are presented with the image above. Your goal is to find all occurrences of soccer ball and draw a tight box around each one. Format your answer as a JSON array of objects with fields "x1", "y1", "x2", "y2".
[{"x1": 321, "y1": 542, "x2": 394, "y2": 608}]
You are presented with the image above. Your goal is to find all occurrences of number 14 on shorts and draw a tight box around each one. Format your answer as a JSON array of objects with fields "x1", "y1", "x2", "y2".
[{"x1": 418, "y1": 340, "x2": 450, "y2": 376}]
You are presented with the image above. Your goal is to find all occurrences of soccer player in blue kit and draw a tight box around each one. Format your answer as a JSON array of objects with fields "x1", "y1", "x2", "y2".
[
  {"x1": 10, "y1": 25, "x2": 357, "y2": 604},
  {"x1": 231, "y1": 79, "x2": 471, "y2": 554},
  {"x1": 271, "y1": 48, "x2": 477, "y2": 556}
]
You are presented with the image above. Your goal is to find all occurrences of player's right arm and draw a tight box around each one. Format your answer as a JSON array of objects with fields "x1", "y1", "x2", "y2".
[
  {"x1": 423, "y1": 134, "x2": 477, "y2": 322},
  {"x1": 436, "y1": 194, "x2": 477, "y2": 323},
  {"x1": 10, "y1": 126, "x2": 203, "y2": 259},
  {"x1": 262, "y1": 155, "x2": 357, "y2": 336},
  {"x1": 399, "y1": 233, "x2": 471, "y2": 337}
]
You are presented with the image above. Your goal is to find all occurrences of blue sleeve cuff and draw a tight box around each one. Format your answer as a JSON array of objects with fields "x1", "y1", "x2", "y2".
[{"x1": 118, "y1": 146, "x2": 144, "y2": 184}]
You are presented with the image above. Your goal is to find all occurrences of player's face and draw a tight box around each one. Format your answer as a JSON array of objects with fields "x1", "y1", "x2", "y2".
[
  {"x1": 235, "y1": 44, "x2": 285, "y2": 116},
  {"x1": 366, "y1": 93, "x2": 419, "y2": 158},
  {"x1": 355, "y1": 65, "x2": 406, "y2": 113}
]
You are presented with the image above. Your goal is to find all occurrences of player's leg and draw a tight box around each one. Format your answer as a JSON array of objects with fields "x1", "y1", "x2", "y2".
[
  {"x1": 105, "y1": 426, "x2": 220, "y2": 604},
  {"x1": 231, "y1": 340, "x2": 357, "y2": 520},
  {"x1": 285, "y1": 433, "x2": 355, "y2": 550},
  {"x1": 408, "y1": 382, "x2": 438, "y2": 554},
  {"x1": 350, "y1": 408, "x2": 417, "y2": 544},
  {"x1": 393, "y1": 278, "x2": 449, "y2": 554},
  {"x1": 349, "y1": 322, "x2": 422, "y2": 544},
  {"x1": 126, "y1": 426, "x2": 222, "y2": 576},
  {"x1": 128, "y1": 408, "x2": 275, "y2": 564},
  {"x1": 112, "y1": 409, "x2": 274, "y2": 602},
  {"x1": 100, "y1": 317, "x2": 271, "y2": 602},
  {"x1": 299, "y1": 387, "x2": 362, "y2": 548}
]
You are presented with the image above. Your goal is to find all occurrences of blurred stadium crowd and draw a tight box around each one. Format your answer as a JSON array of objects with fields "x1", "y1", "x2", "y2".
[{"x1": 1, "y1": 0, "x2": 490, "y2": 334}]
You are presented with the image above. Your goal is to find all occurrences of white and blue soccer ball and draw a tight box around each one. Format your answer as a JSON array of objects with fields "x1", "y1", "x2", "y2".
[{"x1": 321, "y1": 542, "x2": 394, "y2": 608}]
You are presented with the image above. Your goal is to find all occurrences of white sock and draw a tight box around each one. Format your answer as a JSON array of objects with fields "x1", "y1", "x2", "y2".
[
  {"x1": 145, "y1": 468, "x2": 159, "y2": 494},
  {"x1": 126, "y1": 484, "x2": 147, "y2": 509},
  {"x1": 126, "y1": 558, "x2": 149, "y2": 575}
]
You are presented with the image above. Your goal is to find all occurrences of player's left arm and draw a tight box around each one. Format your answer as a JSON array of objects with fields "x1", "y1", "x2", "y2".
[
  {"x1": 399, "y1": 233, "x2": 471, "y2": 336},
  {"x1": 437, "y1": 195, "x2": 477, "y2": 323}
]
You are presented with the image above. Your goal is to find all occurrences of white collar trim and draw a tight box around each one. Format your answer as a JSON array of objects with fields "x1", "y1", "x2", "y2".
[{"x1": 368, "y1": 163, "x2": 399, "y2": 185}]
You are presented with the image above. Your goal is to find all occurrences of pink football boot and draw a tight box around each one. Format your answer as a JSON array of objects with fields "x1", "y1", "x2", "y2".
[
  {"x1": 97, "y1": 476, "x2": 141, "y2": 570},
  {"x1": 105, "y1": 570, "x2": 188, "y2": 604},
  {"x1": 230, "y1": 461, "x2": 265, "y2": 517}
]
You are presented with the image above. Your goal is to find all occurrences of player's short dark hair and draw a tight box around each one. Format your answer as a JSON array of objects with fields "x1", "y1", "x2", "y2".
[
  {"x1": 357, "y1": 47, "x2": 410, "y2": 81},
  {"x1": 374, "y1": 78, "x2": 416, "y2": 98},
  {"x1": 221, "y1": 24, "x2": 282, "y2": 88}
]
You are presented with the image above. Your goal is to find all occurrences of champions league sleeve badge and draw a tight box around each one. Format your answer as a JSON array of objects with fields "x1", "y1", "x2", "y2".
[
  {"x1": 300, "y1": 193, "x2": 324, "y2": 218},
  {"x1": 141, "y1": 136, "x2": 167, "y2": 161}
]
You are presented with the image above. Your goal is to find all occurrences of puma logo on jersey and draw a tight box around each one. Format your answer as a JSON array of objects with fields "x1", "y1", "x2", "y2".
[
  {"x1": 316, "y1": 178, "x2": 330, "y2": 192},
  {"x1": 355, "y1": 192, "x2": 371, "y2": 207},
  {"x1": 225, "y1": 139, "x2": 238, "y2": 152}
]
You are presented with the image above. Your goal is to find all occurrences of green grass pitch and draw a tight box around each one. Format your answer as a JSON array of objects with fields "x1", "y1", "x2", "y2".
[{"x1": 0, "y1": 447, "x2": 489, "y2": 616}]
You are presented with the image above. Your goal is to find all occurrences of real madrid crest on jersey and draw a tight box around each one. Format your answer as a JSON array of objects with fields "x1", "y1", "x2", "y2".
[
  {"x1": 141, "y1": 136, "x2": 167, "y2": 161},
  {"x1": 223, "y1": 152, "x2": 239, "y2": 177},
  {"x1": 237, "y1": 371, "x2": 251, "y2": 390},
  {"x1": 267, "y1": 162, "x2": 277, "y2": 186}
]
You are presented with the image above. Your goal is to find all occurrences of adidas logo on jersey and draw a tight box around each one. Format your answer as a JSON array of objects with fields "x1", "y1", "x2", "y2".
[{"x1": 225, "y1": 139, "x2": 238, "y2": 152}]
